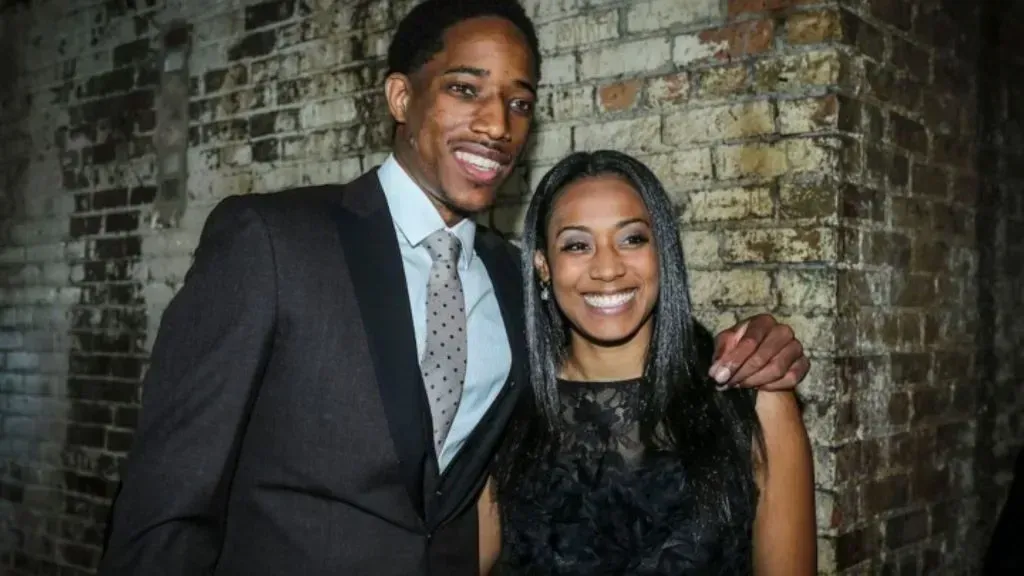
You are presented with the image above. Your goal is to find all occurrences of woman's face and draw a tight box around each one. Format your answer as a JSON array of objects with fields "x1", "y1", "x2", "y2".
[{"x1": 535, "y1": 174, "x2": 660, "y2": 347}]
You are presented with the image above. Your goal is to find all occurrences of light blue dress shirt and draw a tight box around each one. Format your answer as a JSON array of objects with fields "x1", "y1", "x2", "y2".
[{"x1": 377, "y1": 154, "x2": 512, "y2": 472}]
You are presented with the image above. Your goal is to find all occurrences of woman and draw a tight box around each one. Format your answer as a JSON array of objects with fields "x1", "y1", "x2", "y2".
[{"x1": 478, "y1": 150, "x2": 816, "y2": 574}]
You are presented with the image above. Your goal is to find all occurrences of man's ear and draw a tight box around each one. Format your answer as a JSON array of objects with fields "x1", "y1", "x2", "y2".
[
  {"x1": 384, "y1": 72, "x2": 412, "y2": 124},
  {"x1": 533, "y1": 250, "x2": 550, "y2": 283}
]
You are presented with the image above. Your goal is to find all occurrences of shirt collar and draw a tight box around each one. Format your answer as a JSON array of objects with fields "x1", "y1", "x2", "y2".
[{"x1": 378, "y1": 154, "x2": 476, "y2": 270}]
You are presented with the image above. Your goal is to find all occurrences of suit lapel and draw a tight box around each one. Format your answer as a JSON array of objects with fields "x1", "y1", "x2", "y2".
[{"x1": 333, "y1": 171, "x2": 430, "y2": 518}]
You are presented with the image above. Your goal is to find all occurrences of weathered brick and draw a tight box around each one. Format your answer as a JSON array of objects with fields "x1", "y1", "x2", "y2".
[
  {"x1": 778, "y1": 95, "x2": 838, "y2": 134},
  {"x1": 695, "y1": 64, "x2": 751, "y2": 98},
  {"x1": 643, "y1": 148, "x2": 716, "y2": 189},
  {"x1": 597, "y1": 79, "x2": 642, "y2": 112},
  {"x1": 626, "y1": 0, "x2": 720, "y2": 33},
  {"x1": 754, "y1": 50, "x2": 842, "y2": 91},
  {"x1": 0, "y1": 1, "x2": 1019, "y2": 574},
  {"x1": 647, "y1": 72, "x2": 691, "y2": 107},
  {"x1": 537, "y1": 10, "x2": 618, "y2": 53},
  {"x1": 786, "y1": 9, "x2": 842, "y2": 45},
  {"x1": 681, "y1": 230, "x2": 722, "y2": 268},
  {"x1": 681, "y1": 186, "x2": 774, "y2": 223},
  {"x1": 723, "y1": 228, "x2": 836, "y2": 262},
  {"x1": 777, "y1": 269, "x2": 837, "y2": 311},
  {"x1": 698, "y1": 20, "x2": 775, "y2": 60},
  {"x1": 690, "y1": 269, "x2": 773, "y2": 307},
  {"x1": 574, "y1": 116, "x2": 663, "y2": 153},
  {"x1": 715, "y1": 141, "x2": 788, "y2": 179},
  {"x1": 664, "y1": 100, "x2": 775, "y2": 145},
  {"x1": 580, "y1": 37, "x2": 672, "y2": 80}
]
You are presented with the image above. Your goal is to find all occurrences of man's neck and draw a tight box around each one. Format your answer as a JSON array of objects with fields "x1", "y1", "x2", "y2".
[{"x1": 391, "y1": 148, "x2": 465, "y2": 227}]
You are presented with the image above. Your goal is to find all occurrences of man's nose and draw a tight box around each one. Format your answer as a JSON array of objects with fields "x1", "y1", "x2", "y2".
[{"x1": 471, "y1": 97, "x2": 511, "y2": 142}]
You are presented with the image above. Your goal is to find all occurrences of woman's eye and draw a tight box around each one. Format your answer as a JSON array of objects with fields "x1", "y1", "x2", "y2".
[
  {"x1": 622, "y1": 234, "x2": 650, "y2": 247},
  {"x1": 561, "y1": 241, "x2": 589, "y2": 253}
]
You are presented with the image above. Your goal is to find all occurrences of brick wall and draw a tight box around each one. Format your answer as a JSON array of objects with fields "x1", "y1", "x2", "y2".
[{"x1": 0, "y1": 0, "x2": 1019, "y2": 574}]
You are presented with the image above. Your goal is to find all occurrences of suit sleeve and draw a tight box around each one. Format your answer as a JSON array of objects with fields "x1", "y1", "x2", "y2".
[{"x1": 99, "y1": 196, "x2": 277, "y2": 575}]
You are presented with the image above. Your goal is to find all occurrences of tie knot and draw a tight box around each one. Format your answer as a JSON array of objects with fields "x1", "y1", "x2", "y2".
[{"x1": 423, "y1": 229, "x2": 461, "y2": 264}]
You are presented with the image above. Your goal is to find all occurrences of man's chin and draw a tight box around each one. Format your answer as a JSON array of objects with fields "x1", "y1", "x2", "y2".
[{"x1": 439, "y1": 180, "x2": 502, "y2": 216}]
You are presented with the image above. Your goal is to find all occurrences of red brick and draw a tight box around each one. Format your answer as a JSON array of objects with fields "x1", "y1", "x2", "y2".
[
  {"x1": 699, "y1": 19, "x2": 775, "y2": 60},
  {"x1": 598, "y1": 79, "x2": 642, "y2": 112}
]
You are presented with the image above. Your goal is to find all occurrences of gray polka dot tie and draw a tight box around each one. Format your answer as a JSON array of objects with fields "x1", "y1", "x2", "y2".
[{"x1": 420, "y1": 230, "x2": 467, "y2": 457}]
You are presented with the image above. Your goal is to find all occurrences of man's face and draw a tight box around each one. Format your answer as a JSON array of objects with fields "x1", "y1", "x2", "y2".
[{"x1": 385, "y1": 16, "x2": 538, "y2": 225}]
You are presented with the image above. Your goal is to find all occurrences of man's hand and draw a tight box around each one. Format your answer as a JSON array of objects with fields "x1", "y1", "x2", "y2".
[{"x1": 710, "y1": 314, "x2": 809, "y2": 390}]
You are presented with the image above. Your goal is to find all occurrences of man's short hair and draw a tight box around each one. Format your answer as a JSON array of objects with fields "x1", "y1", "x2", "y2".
[{"x1": 387, "y1": 0, "x2": 542, "y2": 80}]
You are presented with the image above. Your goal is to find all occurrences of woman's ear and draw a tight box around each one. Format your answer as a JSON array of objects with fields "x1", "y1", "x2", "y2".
[{"x1": 533, "y1": 250, "x2": 550, "y2": 283}]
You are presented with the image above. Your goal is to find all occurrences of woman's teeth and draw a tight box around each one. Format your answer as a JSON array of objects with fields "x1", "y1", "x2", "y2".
[{"x1": 583, "y1": 290, "x2": 637, "y2": 309}]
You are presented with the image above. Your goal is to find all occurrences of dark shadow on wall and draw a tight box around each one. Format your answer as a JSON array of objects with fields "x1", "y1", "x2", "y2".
[
  {"x1": 0, "y1": 10, "x2": 29, "y2": 572},
  {"x1": 0, "y1": 16, "x2": 29, "y2": 234},
  {"x1": 976, "y1": 0, "x2": 1024, "y2": 572}
]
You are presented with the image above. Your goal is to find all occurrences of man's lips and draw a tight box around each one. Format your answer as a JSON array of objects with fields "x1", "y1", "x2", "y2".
[{"x1": 450, "y1": 142, "x2": 513, "y2": 184}]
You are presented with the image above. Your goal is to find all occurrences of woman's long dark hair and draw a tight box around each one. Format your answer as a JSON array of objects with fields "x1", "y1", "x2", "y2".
[{"x1": 494, "y1": 150, "x2": 765, "y2": 529}]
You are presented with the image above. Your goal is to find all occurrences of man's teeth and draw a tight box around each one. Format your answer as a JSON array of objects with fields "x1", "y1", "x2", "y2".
[
  {"x1": 455, "y1": 151, "x2": 502, "y2": 171},
  {"x1": 583, "y1": 290, "x2": 636, "y2": 309}
]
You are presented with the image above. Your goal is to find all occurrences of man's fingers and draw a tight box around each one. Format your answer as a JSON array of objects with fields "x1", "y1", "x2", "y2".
[
  {"x1": 711, "y1": 320, "x2": 748, "y2": 364},
  {"x1": 734, "y1": 340, "x2": 804, "y2": 388},
  {"x1": 759, "y1": 357, "x2": 811, "y2": 391},
  {"x1": 722, "y1": 323, "x2": 795, "y2": 385},
  {"x1": 711, "y1": 314, "x2": 773, "y2": 380}
]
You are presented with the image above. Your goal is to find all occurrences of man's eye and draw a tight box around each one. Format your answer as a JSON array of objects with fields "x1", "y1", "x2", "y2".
[
  {"x1": 510, "y1": 99, "x2": 534, "y2": 115},
  {"x1": 448, "y1": 83, "x2": 477, "y2": 98}
]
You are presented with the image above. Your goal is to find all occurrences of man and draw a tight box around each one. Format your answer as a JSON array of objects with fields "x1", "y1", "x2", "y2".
[{"x1": 99, "y1": 1, "x2": 810, "y2": 574}]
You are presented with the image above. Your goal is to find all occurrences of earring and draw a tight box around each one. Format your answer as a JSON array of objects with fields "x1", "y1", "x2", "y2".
[{"x1": 540, "y1": 282, "x2": 550, "y2": 301}]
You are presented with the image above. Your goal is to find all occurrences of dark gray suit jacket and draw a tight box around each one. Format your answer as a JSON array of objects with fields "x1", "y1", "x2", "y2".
[{"x1": 99, "y1": 170, "x2": 528, "y2": 575}]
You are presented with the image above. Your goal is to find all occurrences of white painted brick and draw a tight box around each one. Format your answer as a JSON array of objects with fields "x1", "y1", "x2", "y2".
[
  {"x1": 25, "y1": 243, "x2": 64, "y2": 263},
  {"x1": 540, "y1": 54, "x2": 577, "y2": 85},
  {"x1": 575, "y1": 116, "x2": 664, "y2": 153},
  {"x1": 148, "y1": 256, "x2": 194, "y2": 284},
  {"x1": 690, "y1": 269, "x2": 773, "y2": 307},
  {"x1": 0, "y1": 248, "x2": 26, "y2": 265},
  {"x1": 251, "y1": 163, "x2": 301, "y2": 194},
  {"x1": 537, "y1": 10, "x2": 618, "y2": 53},
  {"x1": 642, "y1": 148, "x2": 716, "y2": 189},
  {"x1": 526, "y1": 127, "x2": 573, "y2": 162},
  {"x1": 673, "y1": 33, "x2": 728, "y2": 66},
  {"x1": 542, "y1": 85, "x2": 595, "y2": 121},
  {"x1": 299, "y1": 98, "x2": 358, "y2": 129},
  {"x1": 627, "y1": 0, "x2": 722, "y2": 33},
  {"x1": 6, "y1": 352, "x2": 39, "y2": 371},
  {"x1": 300, "y1": 157, "x2": 364, "y2": 186},
  {"x1": 41, "y1": 263, "x2": 69, "y2": 286},
  {"x1": 663, "y1": 101, "x2": 775, "y2": 145},
  {"x1": 0, "y1": 332, "x2": 23, "y2": 350},
  {"x1": 580, "y1": 38, "x2": 672, "y2": 80},
  {"x1": 520, "y1": 0, "x2": 585, "y2": 22},
  {"x1": 143, "y1": 283, "x2": 176, "y2": 309}
]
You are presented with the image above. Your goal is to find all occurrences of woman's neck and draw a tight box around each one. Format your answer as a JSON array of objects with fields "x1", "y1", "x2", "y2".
[{"x1": 560, "y1": 323, "x2": 652, "y2": 382}]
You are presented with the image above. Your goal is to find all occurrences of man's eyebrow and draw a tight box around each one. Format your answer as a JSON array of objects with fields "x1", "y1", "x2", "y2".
[{"x1": 441, "y1": 66, "x2": 537, "y2": 96}]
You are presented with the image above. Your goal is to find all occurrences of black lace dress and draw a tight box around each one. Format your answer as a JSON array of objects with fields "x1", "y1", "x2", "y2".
[{"x1": 496, "y1": 379, "x2": 757, "y2": 575}]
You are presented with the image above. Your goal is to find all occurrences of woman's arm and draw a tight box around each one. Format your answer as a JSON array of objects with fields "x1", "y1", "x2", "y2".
[
  {"x1": 753, "y1": 391, "x2": 817, "y2": 575},
  {"x1": 478, "y1": 477, "x2": 502, "y2": 575}
]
